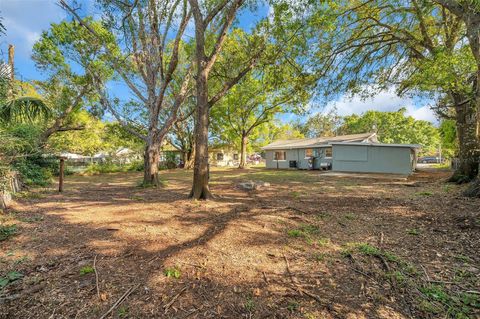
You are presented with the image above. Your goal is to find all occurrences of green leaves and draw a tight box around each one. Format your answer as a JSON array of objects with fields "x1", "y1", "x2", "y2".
[
  {"x1": 0, "y1": 271, "x2": 23, "y2": 289},
  {"x1": 339, "y1": 108, "x2": 440, "y2": 153},
  {"x1": 0, "y1": 97, "x2": 51, "y2": 124}
]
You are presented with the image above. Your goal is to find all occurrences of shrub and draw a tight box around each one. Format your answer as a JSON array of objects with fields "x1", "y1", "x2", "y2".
[
  {"x1": 2, "y1": 124, "x2": 57, "y2": 187},
  {"x1": 125, "y1": 160, "x2": 144, "y2": 172},
  {"x1": 82, "y1": 160, "x2": 144, "y2": 175},
  {"x1": 13, "y1": 154, "x2": 57, "y2": 186}
]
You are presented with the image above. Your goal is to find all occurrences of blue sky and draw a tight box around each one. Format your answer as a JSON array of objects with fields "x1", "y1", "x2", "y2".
[{"x1": 0, "y1": 0, "x2": 438, "y2": 124}]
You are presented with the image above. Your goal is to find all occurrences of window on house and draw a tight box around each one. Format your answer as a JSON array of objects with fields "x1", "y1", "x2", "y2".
[
  {"x1": 305, "y1": 148, "x2": 313, "y2": 158},
  {"x1": 233, "y1": 154, "x2": 239, "y2": 160},
  {"x1": 274, "y1": 151, "x2": 286, "y2": 160},
  {"x1": 216, "y1": 153, "x2": 224, "y2": 161},
  {"x1": 325, "y1": 147, "x2": 332, "y2": 158}
]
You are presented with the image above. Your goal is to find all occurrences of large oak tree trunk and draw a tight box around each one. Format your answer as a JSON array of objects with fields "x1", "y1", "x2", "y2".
[
  {"x1": 143, "y1": 140, "x2": 160, "y2": 186},
  {"x1": 450, "y1": 94, "x2": 480, "y2": 183},
  {"x1": 238, "y1": 133, "x2": 248, "y2": 169},
  {"x1": 464, "y1": 22, "x2": 480, "y2": 197},
  {"x1": 190, "y1": 70, "x2": 212, "y2": 199}
]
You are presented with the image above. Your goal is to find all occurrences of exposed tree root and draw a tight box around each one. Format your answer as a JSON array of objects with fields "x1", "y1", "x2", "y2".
[{"x1": 464, "y1": 178, "x2": 480, "y2": 197}]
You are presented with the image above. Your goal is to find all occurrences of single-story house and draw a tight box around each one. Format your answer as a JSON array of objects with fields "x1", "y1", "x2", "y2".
[
  {"x1": 262, "y1": 132, "x2": 419, "y2": 175},
  {"x1": 209, "y1": 145, "x2": 240, "y2": 167}
]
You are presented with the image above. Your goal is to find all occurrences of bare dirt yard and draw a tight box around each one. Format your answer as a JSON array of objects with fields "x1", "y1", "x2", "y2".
[{"x1": 1, "y1": 167, "x2": 479, "y2": 318}]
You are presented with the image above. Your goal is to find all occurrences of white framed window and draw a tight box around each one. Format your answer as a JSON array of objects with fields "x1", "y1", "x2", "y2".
[
  {"x1": 274, "y1": 151, "x2": 286, "y2": 161},
  {"x1": 216, "y1": 153, "x2": 224, "y2": 161},
  {"x1": 325, "y1": 147, "x2": 332, "y2": 158},
  {"x1": 305, "y1": 148, "x2": 313, "y2": 158},
  {"x1": 233, "y1": 154, "x2": 239, "y2": 160}
]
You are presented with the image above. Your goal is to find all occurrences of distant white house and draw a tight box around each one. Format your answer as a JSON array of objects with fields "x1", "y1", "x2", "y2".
[{"x1": 209, "y1": 145, "x2": 239, "y2": 167}]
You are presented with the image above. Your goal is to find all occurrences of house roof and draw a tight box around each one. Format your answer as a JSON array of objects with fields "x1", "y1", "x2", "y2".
[
  {"x1": 331, "y1": 142, "x2": 421, "y2": 149},
  {"x1": 261, "y1": 133, "x2": 378, "y2": 150}
]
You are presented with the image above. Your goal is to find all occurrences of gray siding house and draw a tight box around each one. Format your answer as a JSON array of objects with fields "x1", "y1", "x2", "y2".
[{"x1": 262, "y1": 133, "x2": 419, "y2": 175}]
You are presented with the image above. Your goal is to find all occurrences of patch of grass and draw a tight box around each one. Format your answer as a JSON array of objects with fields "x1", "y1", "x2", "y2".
[
  {"x1": 117, "y1": 306, "x2": 128, "y2": 318},
  {"x1": 287, "y1": 300, "x2": 299, "y2": 312},
  {"x1": 164, "y1": 267, "x2": 181, "y2": 279},
  {"x1": 291, "y1": 191, "x2": 302, "y2": 198},
  {"x1": 14, "y1": 256, "x2": 30, "y2": 265},
  {"x1": 389, "y1": 270, "x2": 407, "y2": 285},
  {"x1": 19, "y1": 216, "x2": 43, "y2": 223},
  {"x1": 244, "y1": 296, "x2": 255, "y2": 312},
  {"x1": 418, "y1": 299, "x2": 444, "y2": 314},
  {"x1": 287, "y1": 229, "x2": 303, "y2": 237},
  {"x1": 407, "y1": 228, "x2": 420, "y2": 236},
  {"x1": 415, "y1": 191, "x2": 433, "y2": 196},
  {"x1": 443, "y1": 184, "x2": 453, "y2": 193},
  {"x1": 0, "y1": 271, "x2": 23, "y2": 289},
  {"x1": 347, "y1": 242, "x2": 399, "y2": 263},
  {"x1": 137, "y1": 179, "x2": 168, "y2": 188},
  {"x1": 453, "y1": 268, "x2": 476, "y2": 282},
  {"x1": 344, "y1": 213, "x2": 356, "y2": 220},
  {"x1": 356, "y1": 243, "x2": 381, "y2": 256},
  {"x1": 454, "y1": 255, "x2": 472, "y2": 264},
  {"x1": 0, "y1": 224, "x2": 17, "y2": 241},
  {"x1": 317, "y1": 237, "x2": 331, "y2": 246},
  {"x1": 419, "y1": 284, "x2": 480, "y2": 318},
  {"x1": 80, "y1": 266, "x2": 94, "y2": 275},
  {"x1": 315, "y1": 212, "x2": 330, "y2": 219},
  {"x1": 313, "y1": 253, "x2": 329, "y2": 262},
  {"x1": 13, "y1": 191, "x2": 44, "y2": 200},
  {"x1": 287, "y1": 224, "x2": 320, "y2": 241},
  {"x1": 432, "y1": 163, "x2": 450, "y2": 169}
]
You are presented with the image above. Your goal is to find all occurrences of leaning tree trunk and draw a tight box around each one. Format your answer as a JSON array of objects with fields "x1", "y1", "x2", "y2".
[
  {"x1": 449, "y1": 93, "x2": 480, "y2": 183},
  {"x1": 143, "y1": 140, "x2": 161, "y2": 186},
  {"x1": 190, "y1": 69, "x2": 212, "y2": 199},
  {"x1": 238, "y1": 133, "x2": 248, "y2": 169}
]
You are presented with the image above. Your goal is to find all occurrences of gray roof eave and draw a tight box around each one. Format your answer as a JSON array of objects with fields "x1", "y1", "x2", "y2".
[
  {"x1": 330, "y1": 142, "x2": 421, "y2": 148},
  {"x1": 261, "y1": 144, "x2": 333, "y2": 151}
]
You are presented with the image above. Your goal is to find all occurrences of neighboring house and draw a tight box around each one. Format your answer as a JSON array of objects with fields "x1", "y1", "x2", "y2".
[
  {"x1": 262, "y1": 132, "x2": 419, "y2": 175},
  {"x1": 209, "y1": 145, "x2": 240, "y2": 167},
  {"x1": 160, "y1": 142, "x2": 182, "y2": 164}
]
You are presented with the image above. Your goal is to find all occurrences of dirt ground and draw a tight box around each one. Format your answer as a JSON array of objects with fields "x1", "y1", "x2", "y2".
[{"x1": 0, "y1": 167, "x2": 479, "y2": 318}]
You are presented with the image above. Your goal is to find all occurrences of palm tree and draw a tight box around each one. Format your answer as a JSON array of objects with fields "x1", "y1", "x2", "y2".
[
  {"x1": 0, "y1": 70, "x2": 51, "y2": 124},
  {"x1": 0, "y1": 97, "x2": 51, "y2": 123}
]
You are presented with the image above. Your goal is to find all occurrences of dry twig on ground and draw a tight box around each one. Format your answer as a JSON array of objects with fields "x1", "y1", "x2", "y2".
[
  {"x1": 99, "y1": 284, "x2": 140, "y2": 319},
  {"x1": 93, "y1": 254, "x2": 100, "y2": 300}
]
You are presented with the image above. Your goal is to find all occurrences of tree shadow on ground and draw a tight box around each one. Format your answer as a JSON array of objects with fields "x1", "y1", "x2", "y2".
[{"x1": 1, "y1": 168, "x2": 479, "y2": 318}]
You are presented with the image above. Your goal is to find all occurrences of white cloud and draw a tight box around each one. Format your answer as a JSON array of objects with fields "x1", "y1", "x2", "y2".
[
  {"x1": 0, "y1": 1, "x2": 66, "y2": 55},
  {"x1": 323, "y1": 88, "x2": 438, "y2": 124}
]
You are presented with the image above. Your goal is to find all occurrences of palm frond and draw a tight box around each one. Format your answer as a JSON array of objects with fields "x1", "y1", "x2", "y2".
[{"x1": 0, "y1": 97, "x2": 52, "y2": 123}]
